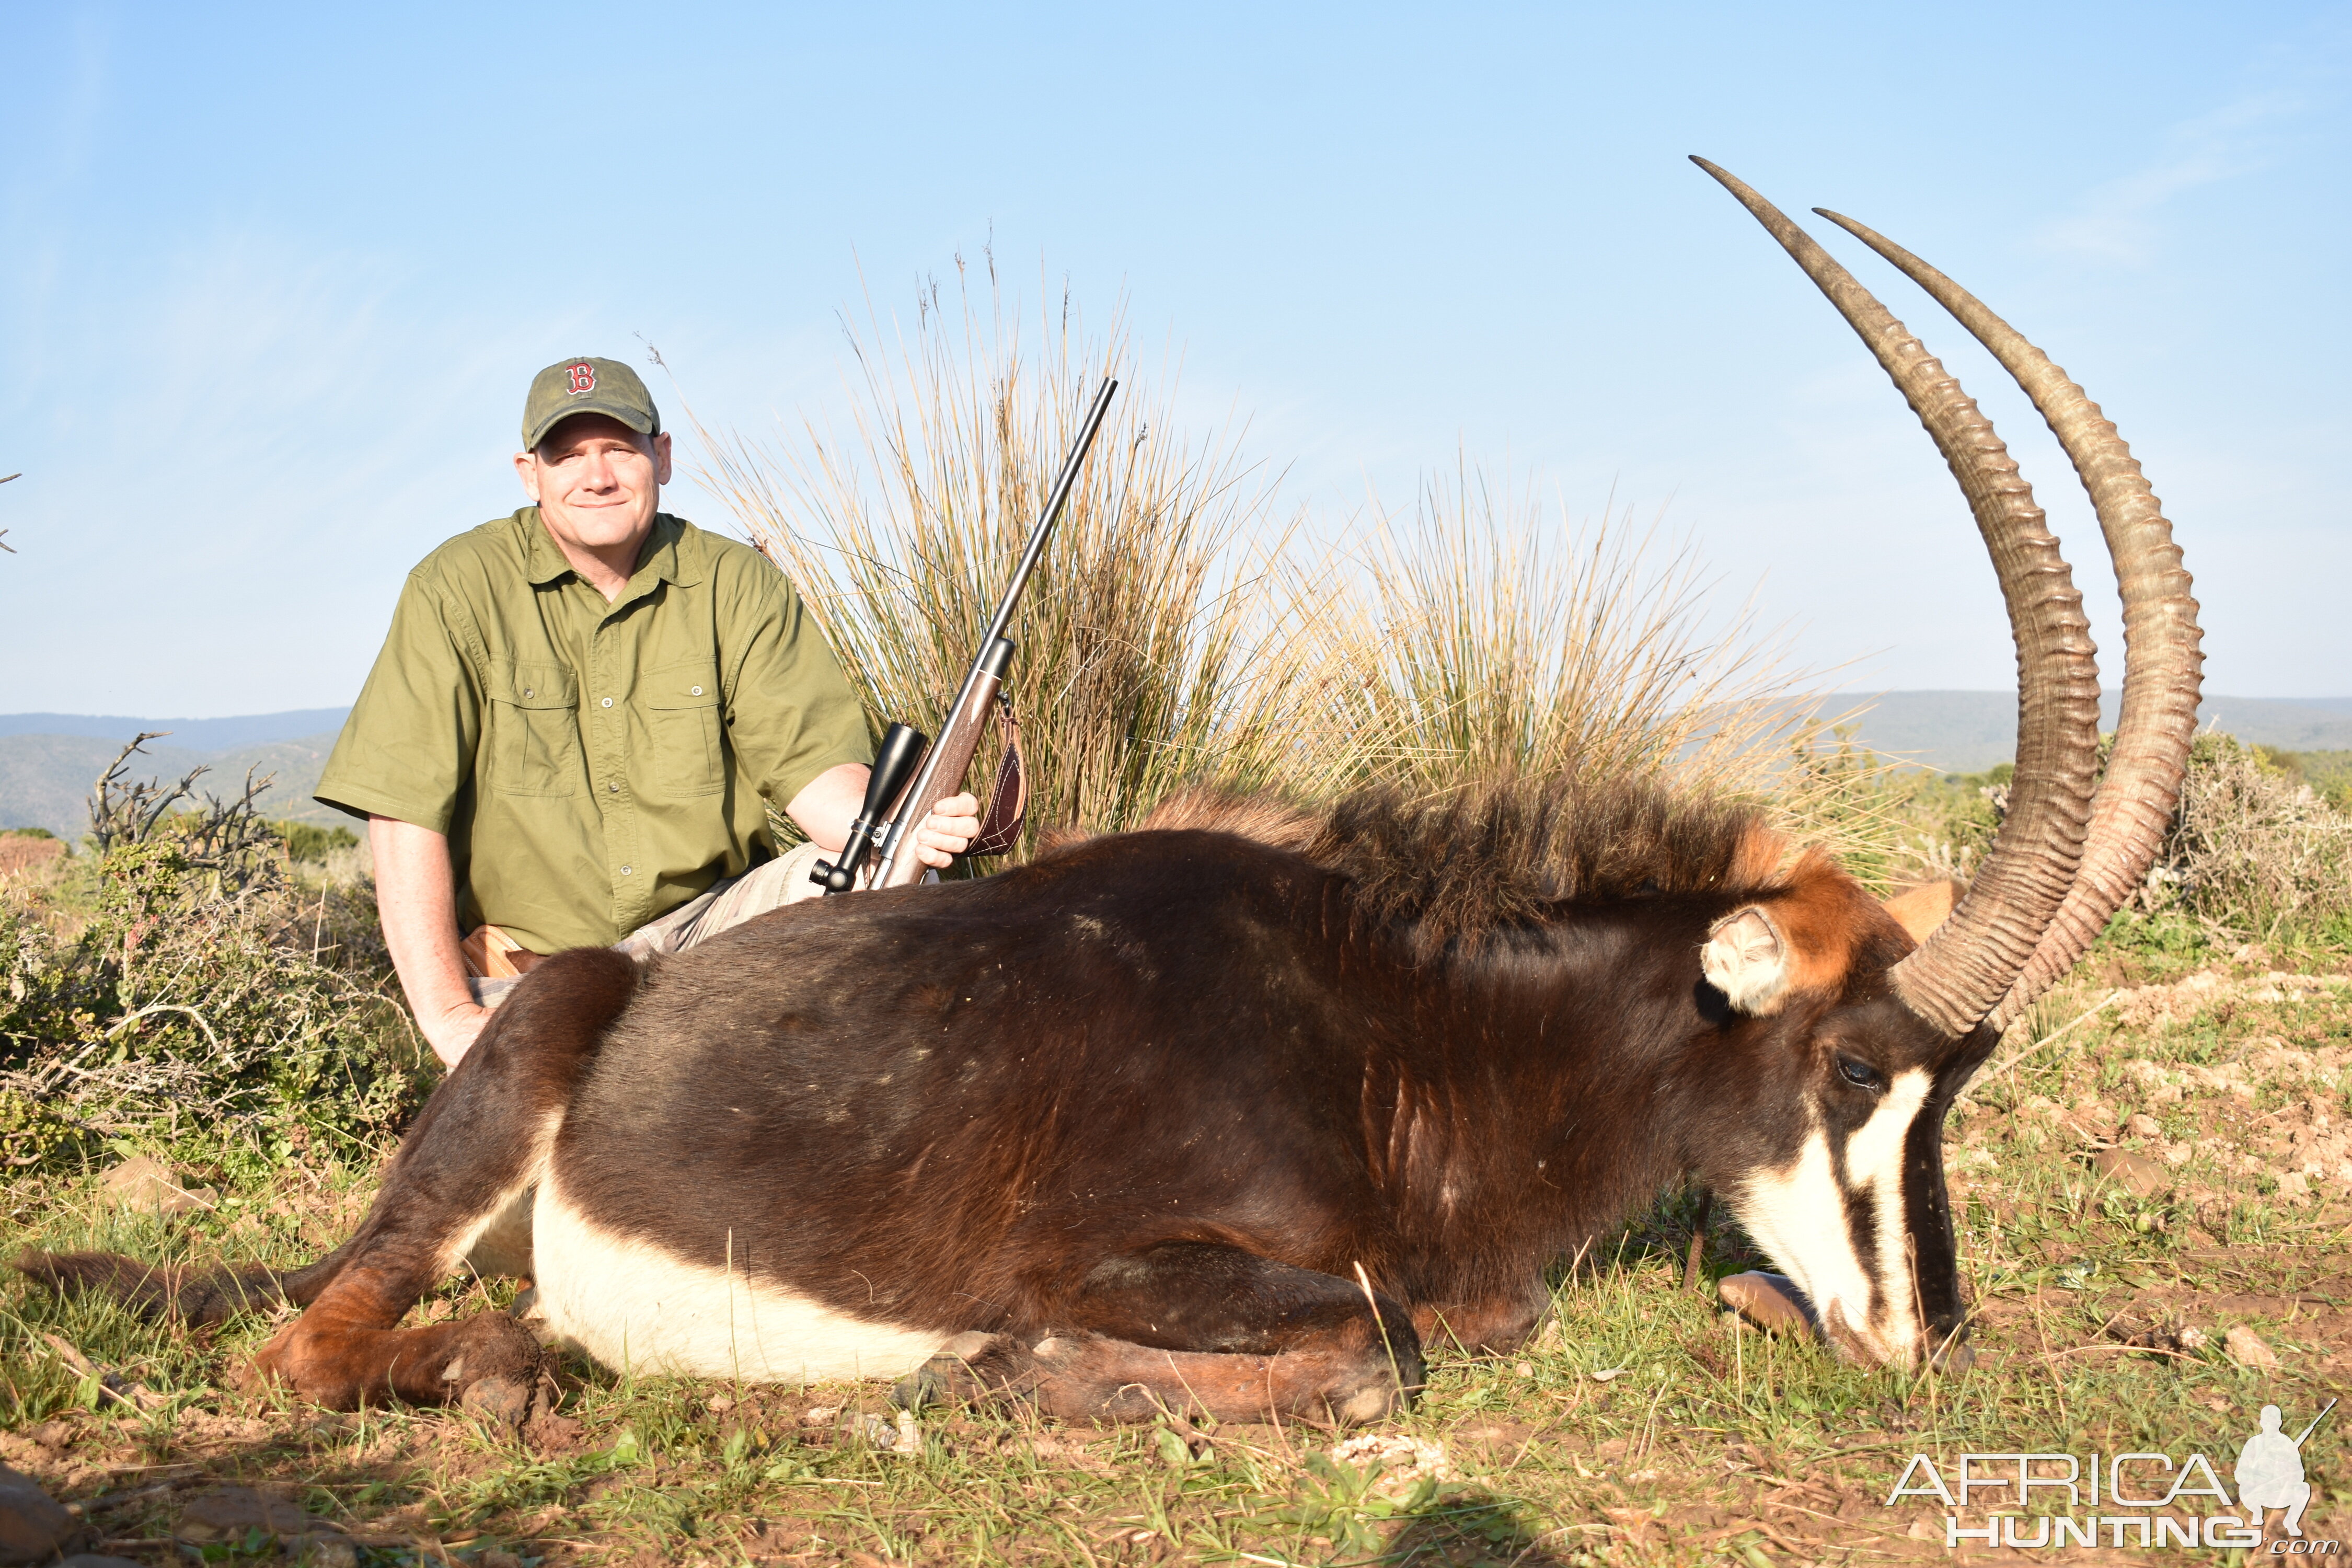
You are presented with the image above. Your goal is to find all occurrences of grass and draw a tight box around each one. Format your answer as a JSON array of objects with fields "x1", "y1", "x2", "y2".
[
  {"x1": 5, "y1": 940, "x2": 2348, "y2": 1564},
  {"x1": 1276, "y1": 469, "x2": 1898, "y2": 874}
]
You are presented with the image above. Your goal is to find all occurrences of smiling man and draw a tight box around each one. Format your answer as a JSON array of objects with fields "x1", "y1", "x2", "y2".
[{"x1": 318, "y1": 356, "x2": 976, "y2": 1067}]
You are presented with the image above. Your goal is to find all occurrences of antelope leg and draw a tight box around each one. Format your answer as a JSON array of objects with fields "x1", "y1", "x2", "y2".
[{"x1": 246, "y1": 949, "x2": 637, "y2": 1409}]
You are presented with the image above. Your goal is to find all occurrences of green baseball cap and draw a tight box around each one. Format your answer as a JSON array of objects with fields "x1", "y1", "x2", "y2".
[{"x1": 521, "y1": 356, "x2": 662, "y2": 452}]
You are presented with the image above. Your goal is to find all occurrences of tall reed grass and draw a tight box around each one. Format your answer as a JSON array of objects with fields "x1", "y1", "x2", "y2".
[
  {"x1": 696, "y1": 264, "x2": 1308, "y2": 854},
  {"x1": 1282, "y1": 467, "x2": 1888, "y2": 859},
  {"x1": 692, "y1": 271, "x2": 1882, "y2": 865}
]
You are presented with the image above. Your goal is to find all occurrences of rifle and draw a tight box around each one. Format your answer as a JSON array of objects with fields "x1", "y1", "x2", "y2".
[
  {"x1": 812, "y1": 377, "x2": 1120, "y2": 894},
  {"x1": 2294, "y1": 1399, "x2": 2337, "y2": 1447}
]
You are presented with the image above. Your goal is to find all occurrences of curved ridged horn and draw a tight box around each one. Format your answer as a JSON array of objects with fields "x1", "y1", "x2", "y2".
[
  {"x1": 1691, "y1": 158, "x2": 2101, "y2": 1038},
  {"x1": 1811, "y1": 209, "x2": 2203, "y2": 1035}
]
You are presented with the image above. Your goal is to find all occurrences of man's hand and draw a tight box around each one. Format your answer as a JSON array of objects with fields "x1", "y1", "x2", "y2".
[
  {"x1": 420, "y1": 1000, "x2": 493, "y2": 1067},
  {"x1": 912, "y1": 791, "x2": 982, "y2": 869},
  {"x1": 786, "y1": 765, "x2": 983, "y2": 871}
]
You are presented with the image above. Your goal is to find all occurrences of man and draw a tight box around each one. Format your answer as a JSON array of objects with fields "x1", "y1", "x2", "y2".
[{"x1": 318, "y1": 356, "x2": 977, "y2": 1067}]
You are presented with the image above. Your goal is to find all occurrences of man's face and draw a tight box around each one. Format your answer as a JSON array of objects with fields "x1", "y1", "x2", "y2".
[{"x1": 515, "y1": 413, "x2": 674, "y2": 562}]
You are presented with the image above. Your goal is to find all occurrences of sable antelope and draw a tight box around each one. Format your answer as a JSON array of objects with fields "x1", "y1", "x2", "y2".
[{"x1": 24, "y1": 163, "x2": 2200, "y2": 1425}]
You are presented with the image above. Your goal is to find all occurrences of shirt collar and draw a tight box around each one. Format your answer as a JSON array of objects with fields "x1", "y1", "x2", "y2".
[
  {"x1": 518, "y1": 509, "x2": 702, "y2": 592},
  {"x1": 639, "y1": 514, "x2": 701, "y2": 589},
  {"x1": 519, "y1": 508, "x2": 573, "y2": 586}
]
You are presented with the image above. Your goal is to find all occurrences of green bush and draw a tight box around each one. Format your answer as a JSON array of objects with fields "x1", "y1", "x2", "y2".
[
  {"x1": 2292, "y1": 748, "x2": 2352, "y2": 813},
  {"x1": 0, "y1": 744, "x2": 424, "y2": 1170},
  {"x1": 2133, "y1": 732, "x2": 2352, "y2": 944},
  {"x1": 1866, "y1": 729, "x2": 2351, "y2": 960},
  {"x1": 272, "y1": 818, "x2": 359, "y2": 863}
]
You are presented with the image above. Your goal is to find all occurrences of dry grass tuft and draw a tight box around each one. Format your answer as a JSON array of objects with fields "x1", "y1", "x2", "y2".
[
  {"x1": 1275, "y1": 468, "x2": 1890, "y2": 864},
  {"x1": 693, "y1": 262, "x2": 1308, "y2": 857}
]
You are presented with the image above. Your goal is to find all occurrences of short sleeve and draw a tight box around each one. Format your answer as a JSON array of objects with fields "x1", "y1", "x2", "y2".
[
  {"x1": 716, "y1": 551, "x2": 872, "y2": 812},
  {"x1": 315, "y1": 575, "x2": 482, "y2": 832}
]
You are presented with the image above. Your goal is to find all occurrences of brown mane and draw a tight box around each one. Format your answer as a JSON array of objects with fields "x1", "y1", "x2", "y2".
[{"x1": 1132, "y1": 779, "x2": 1789, "y2": 954}]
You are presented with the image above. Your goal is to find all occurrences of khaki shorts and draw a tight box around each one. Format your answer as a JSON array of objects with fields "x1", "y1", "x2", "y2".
[{"x1": 467, "y1": 840, "x2": 878, "y2": 1008}]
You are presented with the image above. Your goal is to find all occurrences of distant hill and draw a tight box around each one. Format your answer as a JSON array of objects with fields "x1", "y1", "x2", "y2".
[
  {"x1": 0, "y1": 727, "x2": 350, "y2": 839},
  {"x1": 0, "y1": 708, "x2": 350, "y2": 747},
  {"x1": 5, "y1": 693, "x2": 2347, "y2": 838},
  {"x1": 1839, "y1": 692, "x2": 2352, "y2": 774}
]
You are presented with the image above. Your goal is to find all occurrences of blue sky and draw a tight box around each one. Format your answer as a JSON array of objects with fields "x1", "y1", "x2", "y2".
[{"x1": 4, "y1": 2, "x2": 2346, "y2": 715}]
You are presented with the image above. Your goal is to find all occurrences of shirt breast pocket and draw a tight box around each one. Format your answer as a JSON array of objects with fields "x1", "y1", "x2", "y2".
[
  {"x1": 490, "y1": 662, "x2": 582, "y2": 798},
  {"x1": 645, "y1": 659, "x2": 724, "y2": 798}
]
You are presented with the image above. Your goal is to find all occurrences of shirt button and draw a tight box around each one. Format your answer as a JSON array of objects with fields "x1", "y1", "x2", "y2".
[
  {"x1": 602, "y1": 697, "x2": 614, "y2": 708},
  {"x1": 620, "y1": 865, "x2": 632, "y2": 875},
  {"x1": 522, "y1": 688, "x2": 534, "y2": 699},
  {"x1": 608, "y1": 782, "x2": 619, "y2": 793},
  {"x1": 690, "y1": 685, "x2": 704, "y2": 697}
]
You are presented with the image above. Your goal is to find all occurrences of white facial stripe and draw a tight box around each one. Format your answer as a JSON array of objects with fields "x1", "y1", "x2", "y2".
[
  {"x1": 1737, "y1": 1129, "x2": 1871, "y2": 1334},
  {"x1": 1736, "y1": 1067, "x2": 1935, "y2": 1364},
  {"x1": 530, "y1": 1178, "x2": 947, "y2": 1383},
  {"x1": 1845, "y1": 1067, "x2": 1932, "y2": 1345}
]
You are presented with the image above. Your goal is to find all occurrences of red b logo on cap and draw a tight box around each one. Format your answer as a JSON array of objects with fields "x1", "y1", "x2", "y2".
[{"x1": 567, "y1": 362, "x2": 596, "y2": 395}]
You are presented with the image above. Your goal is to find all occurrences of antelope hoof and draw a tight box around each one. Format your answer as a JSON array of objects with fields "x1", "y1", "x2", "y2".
[
  {"x1": 245, "y1": 1310, "x2": 544, "y2": 1411},
  {"x1": 892, "y1": 1333, "x2": 1036, "y2": 1412},
  {"x1": 458, "y1": 1373, "x2": 535, "y2": 1429}
]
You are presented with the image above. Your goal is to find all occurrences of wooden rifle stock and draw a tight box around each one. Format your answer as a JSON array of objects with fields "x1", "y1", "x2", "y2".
[
  {"x1": 870, "y1": 639, "x2": 1010, "y2": 888},
  {"x1": 862, "y1": 378, "x2": 1119, "y2": 890}
]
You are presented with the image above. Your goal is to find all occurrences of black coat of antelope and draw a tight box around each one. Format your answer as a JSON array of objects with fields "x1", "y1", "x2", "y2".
[{"x1": 25, "y1": 162, "x2": 2203, "y2": 1425}]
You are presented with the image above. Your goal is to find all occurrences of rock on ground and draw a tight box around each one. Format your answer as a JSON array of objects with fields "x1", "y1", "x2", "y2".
[
  {"x1": 99, "y1": 1155, "x2": 218, "y2": 1216},
  {"x1": 0, "y1": 1462, "x2": 90, "y2": 1565},
  {"x1": 174, "y1": 1485, "x2": 347, "y2": 1549}
]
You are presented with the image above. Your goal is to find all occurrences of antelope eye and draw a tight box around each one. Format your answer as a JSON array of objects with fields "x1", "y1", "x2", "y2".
[{"x1": 1836, "y1": 1056, "x2": 1885, "y2": 1092}]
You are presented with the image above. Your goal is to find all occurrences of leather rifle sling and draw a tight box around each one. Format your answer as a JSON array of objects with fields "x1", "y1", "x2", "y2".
[{"x1": 965, "y1": 697, "x2": 1030, "y2": 857}]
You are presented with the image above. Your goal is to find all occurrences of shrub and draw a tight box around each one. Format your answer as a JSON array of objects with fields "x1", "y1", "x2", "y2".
[
  {"x1": 2293, "y1": 748, "x2": 2352, "y2": 813},
  {"x1": 273, "y1": 818, "x2": 360, "y2": 863},
  {"x1": 0, "y1": 740, "x2": 424, "y2": 1169},
  {"x1": 1852, "y1": 730, "x2": 2351, "y2": 959},
  {"x1": 2134, "y1": 732, "x2": 2352, "y2": 943}
]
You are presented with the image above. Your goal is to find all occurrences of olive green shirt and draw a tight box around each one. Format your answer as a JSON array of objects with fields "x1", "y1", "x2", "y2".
[{"x1": 317, "y1": 509, "x2": 870, "y2": 953}]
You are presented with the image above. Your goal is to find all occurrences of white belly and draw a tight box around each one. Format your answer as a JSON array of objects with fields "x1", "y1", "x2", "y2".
[{"x1": 529, "y1": 1181, "x2": 948, "y2": 1383}]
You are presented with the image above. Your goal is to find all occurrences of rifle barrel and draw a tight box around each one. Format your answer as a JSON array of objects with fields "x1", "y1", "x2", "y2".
[
  {"x1": 2295, "y1": 1398, "x2": 2337, "y2": 1446},
  {"x1": 978, "y1": 378, "x2": 1120, "y2": 656},
  {"x1": 870, "y1": 378, "x2": 1119, "y2": 884}
]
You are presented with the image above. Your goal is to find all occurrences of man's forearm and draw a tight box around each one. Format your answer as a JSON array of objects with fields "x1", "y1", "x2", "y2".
[
  {"x1": 785, "y1": 762, "x2": 980, "y2": 870},
  {"x1": 369, "y1": 815, "x2": 488, "y2": 1066},
  {"x1": 783, "y1": 763, "x2": 867, "y2": 851}
]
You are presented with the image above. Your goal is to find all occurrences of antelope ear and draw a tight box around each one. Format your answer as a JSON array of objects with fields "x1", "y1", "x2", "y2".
[
  {"x1": 1702, "y1": 906, "x2": 1791, "y2": 1014},
  {"x1": 1881, "y1": 879, "x2": 1961, "y2": 944}
]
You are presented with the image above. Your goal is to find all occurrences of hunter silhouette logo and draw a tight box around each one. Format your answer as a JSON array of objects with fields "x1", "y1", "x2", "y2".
[
  {"x1": 1886, "y1": 1398, "x2": 2338, "y2": 1550},
  {"x1": 566, "y1": 361, "x2": 596, "y2": 395},
  {"x1": 2240, "y1": 1400, "x2": 2335, "y2": 1542}
]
